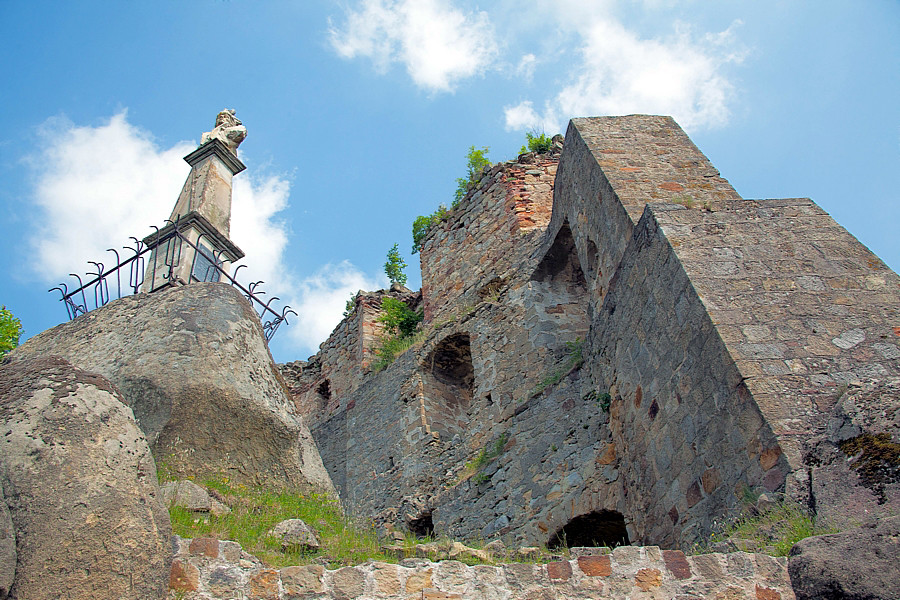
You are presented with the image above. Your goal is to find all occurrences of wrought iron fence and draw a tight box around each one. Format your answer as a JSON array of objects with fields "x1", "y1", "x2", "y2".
[{"x1": 49, "y1": 218, "x2": 296, "y2": 341}]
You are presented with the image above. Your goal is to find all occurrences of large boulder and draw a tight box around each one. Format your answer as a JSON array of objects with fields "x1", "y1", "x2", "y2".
[
  {"x1": 802, "y1": 378, "x2": 900, "y2": 528},
  {"x1": 0, "y1": 356, "x2": 171, "y2": 599},
  {"x1": 0, "y1": 489, "x2": 14, "y2": 599},
  {"x1": 12, "y1": 283, "x2": 333, "y2": 492},
  {"x1": 789, "y1": 515, "x2": 900, "y2": 600}
]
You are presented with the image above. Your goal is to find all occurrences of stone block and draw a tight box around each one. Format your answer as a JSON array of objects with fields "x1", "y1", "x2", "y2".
[
  {"x1": 333, "y1": 566, "x2": 366, "y2": 599},
  {"x1": 281, "y1": 565, "x2": 325, "y2": 596},
  {"x1": 249, "y1": 569, "x2": 280, "y2": 600},
  {"x1": 634, "y1": 568, "x2": 662, "y2": 591},
  {"x1": 663, "y1": 550, "x2": 692, "y2": 580},
  {"x1": 546, "y1": 560, "x2": 572, "y2": 581},
  {"x1": 189, "y1": 536, "x2": 220, "y2": 558},
  {"x1": 405, "y1": 567, "x2": 434, "y2": 594},
  {"x1": 170, "y1": 559, "x2": 200, "y2": 592},
  {"x1": 577, "y1": 555, "x2": 612, "y2": 577},
  {"x1": 371, "y1": 562, "x2": 401, "y2": 595}
]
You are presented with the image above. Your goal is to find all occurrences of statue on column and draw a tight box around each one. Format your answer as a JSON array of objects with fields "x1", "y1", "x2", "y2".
[{"x1": 200, "y1": 109, "x2": 247, "y2": 156}]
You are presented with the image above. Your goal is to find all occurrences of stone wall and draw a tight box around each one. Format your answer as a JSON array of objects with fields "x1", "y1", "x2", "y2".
[
  {"x1": 287, "y1": 115, "x2": 900, "y2": 552},
  {"x1": 282, "y1": 287, "x2": 422, "y2": 427},
  {"x1": 169, "y1": 536, "x2": 796, "y2": 600},
  {"x1": 420, "y1": 152, "x2": 557, "y2": 324}
]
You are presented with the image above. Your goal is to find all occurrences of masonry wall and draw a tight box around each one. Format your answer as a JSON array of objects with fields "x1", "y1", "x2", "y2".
[
  {"x1": 284, "y1": 288, "x2": 422, "y2": 427},
  {"x1": 171, "y1": 536, "x2": 797, "y2": 600},
  {"x1": 651, "y1": 196, "x2": 900, "y2": 484},
  {"x1": 586, "y1": 204, "x2": 788, "y2": 546},
  {"x1": 289, "y1": 114, "x2": 900, "y2": 552},
  {"x1": 420, "y1": 153, "x2": 557, "y2": 324}
]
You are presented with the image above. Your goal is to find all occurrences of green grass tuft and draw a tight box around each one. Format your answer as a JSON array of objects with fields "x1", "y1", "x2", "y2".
[{"x1": 166, "y1": 478, "x2": 384, "y2": 568}]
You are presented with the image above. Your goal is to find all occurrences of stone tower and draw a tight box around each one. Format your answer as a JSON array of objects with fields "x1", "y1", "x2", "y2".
[{"x1": 142, "y1": 109, "x2": 247, "y2": 292}]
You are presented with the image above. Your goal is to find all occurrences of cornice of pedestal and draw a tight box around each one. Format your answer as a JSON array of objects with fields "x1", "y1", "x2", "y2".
[{"x1": 183, "y1": 138, "x2": 247, "y2": 175}]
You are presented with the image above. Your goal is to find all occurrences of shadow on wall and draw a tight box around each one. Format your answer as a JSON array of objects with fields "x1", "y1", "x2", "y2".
[{"x1": 422, "y1": 334, "x2": 475, "y2": 441}]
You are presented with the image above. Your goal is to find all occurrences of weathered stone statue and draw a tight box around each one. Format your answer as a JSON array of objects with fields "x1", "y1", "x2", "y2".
[{"x1": 200, "y1": 108, "x2": 247, "y2": 156}]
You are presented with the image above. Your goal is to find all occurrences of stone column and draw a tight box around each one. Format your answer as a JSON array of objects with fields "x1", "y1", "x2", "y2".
[{"x1": 142, "y1": 110, "x2": 247, "y2": 292}]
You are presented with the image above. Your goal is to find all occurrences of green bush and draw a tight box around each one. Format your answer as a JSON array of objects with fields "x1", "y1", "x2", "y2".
[
  {"x1": 454, "y1": 146, "x2": 491, "y2": 202},
  {"x1": 519, "y1": 132, "x2": 554, "y2": 155},
  {"x1": 412, "y1": 205, "x2": 450, "y2": 253},
  {"x1": 0, "y1": 306, "x2": 23, "y2": 359},
  {"x1": 379, "y1": 297, "x2": 422, "y2": 337},
  {"x1": 384, "y1": 243, "x2": 408, "y2": 287},
  {"x1": 371, "y1": 297, "x2": 424, "y2": 371}
]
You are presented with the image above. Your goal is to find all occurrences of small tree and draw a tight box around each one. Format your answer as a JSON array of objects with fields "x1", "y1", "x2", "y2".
[
  {"x1": 0, "y1": 306, "x2": 23, "y2": 359},
  {"x1": 454, "y1": 145, "x2": 491, "y2": 203},
  {"x1": 384, "y1": 243, "x2": 408, "y2": 287}
]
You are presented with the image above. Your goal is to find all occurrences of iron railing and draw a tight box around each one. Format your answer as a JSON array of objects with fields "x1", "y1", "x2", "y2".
[{"x1": 49, "y1": 218, "x2": 296, "y2": 341}]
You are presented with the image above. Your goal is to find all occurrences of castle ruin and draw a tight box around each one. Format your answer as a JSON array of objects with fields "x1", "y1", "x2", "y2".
[{"x1": 282, "y1": 115, "x2": 900, "y2": 551}]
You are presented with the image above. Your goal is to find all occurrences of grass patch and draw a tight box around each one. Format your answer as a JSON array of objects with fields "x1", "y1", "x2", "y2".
[
  {"x1": 166, "y1": 478, "x2": 384, "y2": 568},
  {"x1": 459, "y1": 433, "x2": 509, "y2": 484},
  {"x1": 702, "y1": 501, "x2": 838, "y2": 557},
  {"x1": 523, "y1": 338, "x2": 585, "y2": 401}
]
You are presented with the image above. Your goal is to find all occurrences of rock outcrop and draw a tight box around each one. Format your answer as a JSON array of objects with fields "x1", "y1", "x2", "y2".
[
  {"x1": 11, "y1": 282, "x2": 333, "y2": 492},
  {"x1": 0, "y1": 489, "x2": 14, "y2": 599},
  {"x1": 788, "y1": 515, "x2": 900, "y2": 600},
  {"x1": 802, "y1": 378, "x2": 900, "y2": 528},
  {"x1": 0, "y1": 356, "x2": 171, "y2": 599}
]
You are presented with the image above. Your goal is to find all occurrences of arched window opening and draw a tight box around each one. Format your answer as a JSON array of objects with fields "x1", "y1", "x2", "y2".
[{"x1": 422, "y1": 333, "x2": 475, "y2": 441}]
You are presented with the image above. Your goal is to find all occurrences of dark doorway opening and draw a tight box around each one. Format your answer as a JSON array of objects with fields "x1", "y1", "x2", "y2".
[
  {"x1": 408, "y1": 511, "x2": 434, "y2": 538},
  {"x1": 547, "y1": 510, "x2": 630, "y2": 549}
]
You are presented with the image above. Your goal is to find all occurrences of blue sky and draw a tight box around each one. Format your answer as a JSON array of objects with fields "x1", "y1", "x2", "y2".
[{"x1": 1, "y1": 1, "x2": 897, "y2": 363}]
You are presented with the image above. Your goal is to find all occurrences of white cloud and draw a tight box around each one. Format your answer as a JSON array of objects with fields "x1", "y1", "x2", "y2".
[
  {"x1": 505, "y1": 12, "x2": 744, "y2": 132},
  {"x1": 516, "y1": 53, "x2": 537, "y2": 81},
  {"x1": 28, "y1": 112, "x2": 193, "y2": 280},
  {"x1": 26, "y1": 111, "x2": 378, "y2": 358},
  {"x1": 503, "y1": 100, "x2": 560, "y2": 134},
  {"x1": 329, "y1": 0, "x2": 499, "y2": 93}
]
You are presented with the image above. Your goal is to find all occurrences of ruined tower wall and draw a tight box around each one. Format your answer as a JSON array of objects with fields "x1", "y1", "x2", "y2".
[
  {"x1": 290, "y1": 114, "x2": 900, "y2": 551},
  {"x1": 650, "y1": 196, "x2": 900, "y2": 485},
  {"x1": 585, "y1": 204, "x2": 787, "y2": 546},
  {"x1": 420, "y1": 156, "x2": 556, "y2": 324}
]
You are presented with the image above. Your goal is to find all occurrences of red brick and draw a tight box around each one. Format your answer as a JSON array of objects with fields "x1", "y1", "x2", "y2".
[
  {"x1": 756, "y1": 584, "x2": 782, "y2": 600},
  {"x1": 578, "y1": 555, "x2": 612, "y2": 577},
  {"x1": 189, "y1": 536, "x2": 219, "y2": 558},
  {"x1": 547, "y1": 560, "x2": 572, "y2": 581},
  {"x1": 659, "y1": 182, "x2": 685, "y2": 192},
  {"x1": 662, "y1": 550, "x2": 692, "y2": 580}
]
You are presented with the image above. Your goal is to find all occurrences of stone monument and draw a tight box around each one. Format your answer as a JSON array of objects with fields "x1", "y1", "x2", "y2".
[{"x1": 142, "y1": 109, "x2": 247, "y2": 291}]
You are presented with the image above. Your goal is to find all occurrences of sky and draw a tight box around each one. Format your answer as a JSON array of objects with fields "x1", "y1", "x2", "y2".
[{"x1": 1, "y1": 1, "x2": 897, "y2": 364}]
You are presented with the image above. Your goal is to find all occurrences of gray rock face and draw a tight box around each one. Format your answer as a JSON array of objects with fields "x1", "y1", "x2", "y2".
[
  {"x1": 789, "y1": 516, "x2": 900, "y2": 600},
  {"x1": 12, "y1": 283, "x2": 333, "y2": 492},
  {"x1": 803, "y1": 378, "x2": 900, "y2": 528},
  {"x1": 0, "y1": 356, "x2": 171, "y2": 600},
  {"x1": 0, "y1": 489, "x2": 14, "y2": 600}
]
